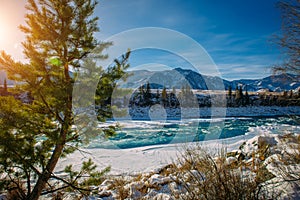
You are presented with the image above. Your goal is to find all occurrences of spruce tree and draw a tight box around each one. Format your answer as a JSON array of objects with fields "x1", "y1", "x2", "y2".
[
  {"x1": 245, "y1": 88, "x2": 250, "y2": 105},
  {"x1": 146, "y1": 82, "x2": 151, "y2": 95},
  {"x1": 172, "y1": 86, "x2": 176, "y2": 95},
  {"x1": 234, "y1": 85, "x2": 242, "y2": 106},
  {"x1": 282, "y1": 90, "x2": 288, "y2": 98},
  {"x1": 289, "y1": 89, "x2": 293, "y2": 98},
  {"x1": 139, "y1": 84, "x2": 144, "y2": 96},
  {"x1": 181, "y1": 85, "x2": 185, "y2": 96},
  {"x1": 95, "y1": 52, "x2": 130, "y2": 120},
  {"x1": 0, "y1": 0, "x2": 129, "y2": 199},
  {"x1": 156, "y1": 88, "x2": 160, "y2": 100},
  {"x1": 145, "y1": 81, "x2": 151, "y2": 103},
  {"x1": 239, "y1": 86, "x2": 244, "y2": 98},
  {"x1": 3, "y1": 78, "x2": 7, "y2": 93},
  {"x1": 235, "y1": 86, "x2": 240, "y2": 100},
  {"x1": 228, "y1": 85, "x2": 232, "y2": 98},
  {"x1": 185, "y1": 84, "x2": 192, "y2": 95},
  {"x1": 162, "y1": 86, "x2": 167, "y2": 100},
  {"x1": 162, "y1": 86, "x2": 167, "y2": 106}
]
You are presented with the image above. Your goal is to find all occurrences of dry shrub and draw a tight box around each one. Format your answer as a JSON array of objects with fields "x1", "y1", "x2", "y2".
[
  {"x1": 4, "y1": 181, "x2": 26, "y2": 200},
  {"x1": 107, "y1": 176, "x2": 130, "y2": 199},
  {"x1": 172, "y1": 146, "x2": 265, "y2": 200}
]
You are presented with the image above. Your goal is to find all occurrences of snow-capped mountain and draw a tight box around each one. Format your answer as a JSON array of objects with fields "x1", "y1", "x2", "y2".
[
  {"x1": 230, "y1": 73, "x2": 300, "y2": 92},
  {"x1": 1, "y1": 67, "x2": 299, "y2": 92},
  {"x1": 120, "y1": 68, "x2": 300, "y2": 92},
  {"x1": 119, "y1": 68, "x2": 224, "y2": 90}
]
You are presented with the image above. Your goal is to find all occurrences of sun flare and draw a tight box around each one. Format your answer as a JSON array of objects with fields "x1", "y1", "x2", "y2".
[
  {"x1": 0, "y1": 1, "x2": 26, "y2": 53},
  {"x1": 0, "y1": 2, "x2": 26, "y2": 62},
  {"x1": 0, "y1": 12, "x2": 14, "y2": 50}
]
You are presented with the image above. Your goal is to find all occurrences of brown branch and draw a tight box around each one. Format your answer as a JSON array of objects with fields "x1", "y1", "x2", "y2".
[{"x1": 41, "y1": 174, "x2": 93, "y2": 196}]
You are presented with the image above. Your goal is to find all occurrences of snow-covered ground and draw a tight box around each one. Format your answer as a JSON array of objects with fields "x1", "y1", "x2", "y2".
[
  {"x1": 53, "y1": 128, "x2": 300, "y2": 199},
  {"x1": 55, "y1": 127, "x2": 289, "y2": 175},
  {"x1": 51, "y1": 106, "x2": 300, "y2": 199},
  {"x1": 58, "y1": 106, "x2": 300, "y2": 174}
]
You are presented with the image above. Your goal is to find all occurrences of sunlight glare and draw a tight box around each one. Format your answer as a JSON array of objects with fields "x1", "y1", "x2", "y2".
[{"x1": 0, "y1": 14, "x2": 12, "y2": 49}]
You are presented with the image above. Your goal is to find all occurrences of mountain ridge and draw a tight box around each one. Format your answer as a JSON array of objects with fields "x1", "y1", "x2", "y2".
[
  {"x1": 122, "y1": 68, "x2": 300, "y2": 92},
  {"x1": 1, "y1": 68, "x2": 299, "y2": 92}
]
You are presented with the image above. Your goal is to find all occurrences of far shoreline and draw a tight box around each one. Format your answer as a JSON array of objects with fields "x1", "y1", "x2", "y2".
[{"x1": 109, "y1": 106, "x2": 300, "y2": 121}]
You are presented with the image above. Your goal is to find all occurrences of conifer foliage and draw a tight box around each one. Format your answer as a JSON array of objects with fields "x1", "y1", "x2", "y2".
[{"x1": 0, "y1": 0, "x2": 129, "y2": 199}]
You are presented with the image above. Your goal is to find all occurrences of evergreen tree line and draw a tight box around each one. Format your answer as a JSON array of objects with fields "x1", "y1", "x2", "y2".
[
  {"x1": 129, "y1": 82, "x2": 180, "y2": 108},
  {"x1": 227, "y1": 85, "x2": 300, "y2": 107},
  {"x1": 129, "y1": 83, "x2": 205, "y2": 109},
  {"x1": 128, "y1": 83, "x2": 300, "y2": 109},
  {"x1": 227, "y1": 85, "x2": 251, "y2": 107},
  {"x1": 255, "y1": 89, "x2": 300, "y2": 106}
]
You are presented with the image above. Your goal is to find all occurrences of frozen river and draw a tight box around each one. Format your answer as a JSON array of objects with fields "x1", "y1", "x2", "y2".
[{"x1": 88, "y1": 116, "x2": 300, "y2": 149}]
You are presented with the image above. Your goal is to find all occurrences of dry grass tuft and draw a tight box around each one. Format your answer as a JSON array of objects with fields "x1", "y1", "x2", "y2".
[{"x1": 171, "y1": 145, "x2": 269, "y2": 200}]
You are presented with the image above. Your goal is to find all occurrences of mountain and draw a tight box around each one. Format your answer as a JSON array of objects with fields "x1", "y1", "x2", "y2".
[
  {"x1": 1, "y1": 67, "x2": 299, "y2": 92},
  {"x1": 119, "y1": 68, "x2": 300, "y2": 92},
  {"x1": 120, "y1": 68, "x2": 224, "y2": 90},
  {"x1": 230, "y1": 73, "x2": 300, "y2": 92}
]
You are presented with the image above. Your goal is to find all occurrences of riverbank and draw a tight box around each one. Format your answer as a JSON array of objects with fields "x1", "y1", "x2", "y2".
[
  {"x1": 124, "y1": 106, "x2": 300, "y2": 120},
  {"x1": 56, "y1": 124, "x2": 295, "y2": 175},
  {"x1": 52, "y1": 129, "x2": 300, "y2": 199}
]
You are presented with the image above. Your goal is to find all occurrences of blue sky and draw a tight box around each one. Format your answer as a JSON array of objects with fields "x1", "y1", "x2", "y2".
[
  {"x1": 95, "y1": 0, "x2": 282, "y2": 80},
  {"x1": 0, "y1": 0, "x2": 282, "y2": 80}
]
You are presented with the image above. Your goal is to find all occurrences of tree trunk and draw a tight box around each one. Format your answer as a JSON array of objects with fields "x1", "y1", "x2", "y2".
[
  {"x1": 28, "y1": 142, "x2": 65, "y2": 200},
  {"x1": 28, "y1": 114, "x2": 72, "y2": 199},
  {"x1": 28, "y1": 60, "x2": 73, "y2": 200}
]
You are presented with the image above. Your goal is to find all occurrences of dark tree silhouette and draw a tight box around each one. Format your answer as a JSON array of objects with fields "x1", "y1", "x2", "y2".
[{"x1": 274, "y1": 0, "x2": 300, "y2": 74}]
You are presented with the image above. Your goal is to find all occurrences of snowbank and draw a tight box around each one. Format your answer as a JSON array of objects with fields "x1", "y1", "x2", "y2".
[
  {"x1": 47, "y1": 121, "x2": 300, "y2": 199},
  {"x1": 56, "y1": 131, "x2": 258, "y2": 175}
]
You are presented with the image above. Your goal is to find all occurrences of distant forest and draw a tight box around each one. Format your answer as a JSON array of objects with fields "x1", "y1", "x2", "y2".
[{"x1": 125, "y1": 83, "x2": 300, "y2": 109}]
